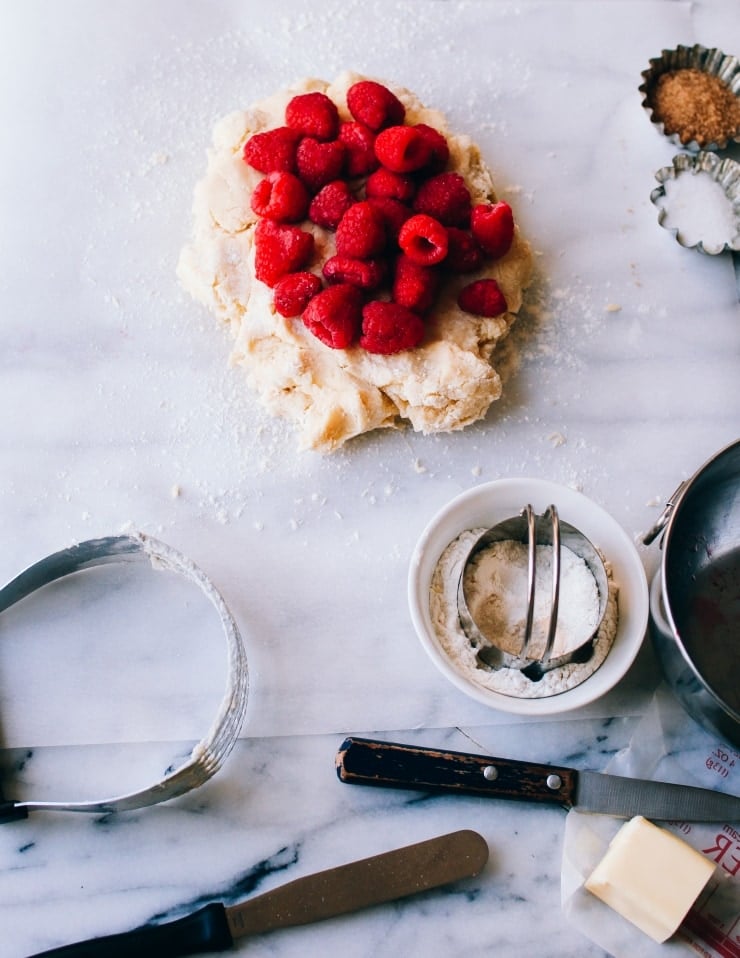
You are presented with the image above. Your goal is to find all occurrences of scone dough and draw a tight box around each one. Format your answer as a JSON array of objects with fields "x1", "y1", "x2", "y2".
[{"x1": 178, "y1": 72, "x2": 533, "y2": 452}]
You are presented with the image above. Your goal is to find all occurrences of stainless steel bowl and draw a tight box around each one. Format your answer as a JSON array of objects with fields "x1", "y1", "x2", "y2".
[{"x1": 644, "y1": 439, "x2": 740, "y2": 747}]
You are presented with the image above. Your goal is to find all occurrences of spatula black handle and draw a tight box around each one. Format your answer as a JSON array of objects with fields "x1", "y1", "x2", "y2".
[{"x1": 27, "y1": 903, "x2": 232, "y2": 958}]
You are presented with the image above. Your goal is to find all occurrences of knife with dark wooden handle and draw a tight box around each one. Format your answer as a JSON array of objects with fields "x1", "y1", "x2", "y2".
[
  {"x1": 27, "y1": 829, "x2": 488, "y2": 958},
  {"x1": 336, "y1": 737, "x2": 740, "y2": 822},
  {"x1": 336, "y1": 736, "x2": 577, "y2": 804}
]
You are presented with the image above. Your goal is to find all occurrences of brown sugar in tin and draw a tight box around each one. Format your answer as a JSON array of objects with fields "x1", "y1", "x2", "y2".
[
  {"x1": 652, "y1": 69, "x2": 740, "y2": 147},
  {"x1": 640, "y1": 44, "x2": 740, "y2": 151}
]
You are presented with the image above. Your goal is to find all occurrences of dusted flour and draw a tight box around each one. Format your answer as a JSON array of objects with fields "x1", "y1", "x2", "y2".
[
  {"x1": 430, "y1": 529, "x2": 619, "y2": 698},
  {"x1": 177, "y1": 72, "x2": 533, "y2": 453}
]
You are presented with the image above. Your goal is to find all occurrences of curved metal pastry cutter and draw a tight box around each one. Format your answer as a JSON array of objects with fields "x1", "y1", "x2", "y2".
[
  {"x1": 457, "y1": 505, "x2": 608, "y2": 681},
  {"x1": 0, "y1": 533, "x2": 248, "y2": 822}
]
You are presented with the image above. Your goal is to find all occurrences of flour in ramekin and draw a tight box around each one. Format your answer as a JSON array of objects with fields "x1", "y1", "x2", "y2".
[
  {"x1": 429, "y1": 529, "x2": 619, "y2": 698},
  {"x1": 462, "y1": 538, "x2": 602, "y2": 658}
]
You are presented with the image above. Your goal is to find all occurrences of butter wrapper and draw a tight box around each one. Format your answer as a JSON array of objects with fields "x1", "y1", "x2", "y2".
[{"x1": 561, "y1": 686, "x2": 740, "y2": 957}]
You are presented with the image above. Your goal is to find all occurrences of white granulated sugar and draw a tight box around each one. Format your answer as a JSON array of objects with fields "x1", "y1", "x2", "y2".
[
  {"x1": 430, "y1": 529, "x2": 619, "y2": 698},
  {"x1": 656, "y1": 170, "x2": 738, "y2": 253}
]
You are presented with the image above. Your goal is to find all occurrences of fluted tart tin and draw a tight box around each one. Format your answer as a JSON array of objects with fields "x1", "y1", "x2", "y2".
[
  {"x1": 639, "y1": 44, "x2": 740, "y2": 151},
  {"x1": 650, "y1": 152, "x2": 740, "y2": 255}
]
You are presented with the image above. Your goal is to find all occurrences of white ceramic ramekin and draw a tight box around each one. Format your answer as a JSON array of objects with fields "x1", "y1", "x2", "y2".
[{"x1": 408, "y1": 479, "x2": 649, "y2": 716}]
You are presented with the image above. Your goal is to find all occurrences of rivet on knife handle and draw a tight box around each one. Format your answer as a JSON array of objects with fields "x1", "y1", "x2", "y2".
[{"x1": 336, "y1": 737, "x2": 578, "y2": 809}]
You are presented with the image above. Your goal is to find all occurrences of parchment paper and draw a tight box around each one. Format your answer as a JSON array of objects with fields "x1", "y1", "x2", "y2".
[{"x1": 562, "y1": 685, "x2": 740, "y2": 957}]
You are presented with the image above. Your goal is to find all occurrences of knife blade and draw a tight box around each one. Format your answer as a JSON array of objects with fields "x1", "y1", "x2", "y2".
[
  {"x1": 27, "y1": 829, "x2": 488, "y2": 958},
  {"x1": 336, "y1": 737, "x2": 740, "y2": 823}
]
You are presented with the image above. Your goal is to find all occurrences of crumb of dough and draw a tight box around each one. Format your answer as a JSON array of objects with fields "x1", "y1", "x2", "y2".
[{"x1": 178, "y1": 72, "x2": 533, "y2": 453}]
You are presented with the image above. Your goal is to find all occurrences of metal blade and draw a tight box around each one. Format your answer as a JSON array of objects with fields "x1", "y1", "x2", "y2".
[
  {"x1": 576, "y1": 770, "x2": 740, "y2": 822},
  {"x1": 226, "y1": 829, "x2": 489, "y2": 939}
]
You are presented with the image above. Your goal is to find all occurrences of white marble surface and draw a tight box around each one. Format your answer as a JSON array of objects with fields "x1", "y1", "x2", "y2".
[{"x1": 0, "y1": 1, "x2": 738, "y2": 956}]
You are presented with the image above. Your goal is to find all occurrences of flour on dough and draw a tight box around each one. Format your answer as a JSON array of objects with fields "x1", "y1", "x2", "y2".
[{"x1": 178, "y1": 72, "x2": 533, "y2": 452}]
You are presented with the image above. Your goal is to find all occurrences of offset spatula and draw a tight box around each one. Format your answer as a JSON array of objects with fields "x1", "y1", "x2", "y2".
[
  {"x1": 336, "y1": 737, "x2": 740, "y2": 823},
  {"x1": 27, "y1": 829, "x2": 488, "y2": 958}
]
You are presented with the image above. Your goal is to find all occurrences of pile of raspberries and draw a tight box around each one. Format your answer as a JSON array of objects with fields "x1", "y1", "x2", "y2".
[{"x1": 243, "y1": 79, "x2": 516, "y2": 355}]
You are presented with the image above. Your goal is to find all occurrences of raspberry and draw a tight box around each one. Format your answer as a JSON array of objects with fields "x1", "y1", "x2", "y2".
[
  {"x1": 412, "y1": 172, "x2": 471, "y2": 227},
  {"x1": 374, "y1": 125, "x2": 432, "y2": 173},
  {"x1": 308, "y1": 180, "x2": 355, "y2": 230},
  {"x1": 346, "y1": 80, "x2": 406, "y2": 131},
  {"x1": 273, "y1": 271, "x2": 322, "y2": 317},
  {"x1": 250, "y1": 171, "x2": 310, "y2": 223},
  {"x1": 365, "y1": 167, "x2": 416, "y2": 203},
  {"x1": 392, "y1": 254, "x2": 439, "y2": 313},
  {"x1": 243, "y1": 126, "x2": 300, "y2": 173},
  {"x1": 296, "y1": 137, "x2": 346, "y2": 193},
  {"x1": 398, "y1": 213, "x2": 449, "y2": 266},
  {"x1": 339, "y1": 121, "x2": 379, "y2": 177},
  {"x1": 254, "y1": 219, "x2": 315, "y2": 288},
  {"x1": 470, "y1": 201, "x2": 514, "y2": 259},
  {"x1": 335, "y1": 201, "x2": 387, "y2": 258},
  {"x1": 285, "y1": 91, "x2": 339, "y2": 141},
  {"x1": 302, "y1": 284, "x2": 363, "y2": 349},
  {"x1": 365, "y1": 197, "x2": 412, "y2": 241},
  {"x1": 414, "y1": 123, "x2": 450, "y2": 173},
  {"x1": 360, "y1": 301, "x2": 425, "y2": 354},
  {"x1": 457, "y1": 278, "x2": 508, "y2": 317},
  {"x1": 323, "y1": 255, "x2": 385, "y2": 290},
  {"x1": 445, "y1": 227, "x2": 484, "y2": 273}
]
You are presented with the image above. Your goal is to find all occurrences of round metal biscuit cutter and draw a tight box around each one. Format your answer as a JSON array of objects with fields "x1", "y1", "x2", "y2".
[
  {"x1": 457, "y1": 505, "x2": 609, "y2": 681},
  {"x1": 0, "y1": 533, "x2": 248, "y2": 821}
]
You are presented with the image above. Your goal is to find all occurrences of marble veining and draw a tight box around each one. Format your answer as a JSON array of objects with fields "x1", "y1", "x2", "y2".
[{"x1": 1, "y1": 0, "x2": 738, "y2": 956}]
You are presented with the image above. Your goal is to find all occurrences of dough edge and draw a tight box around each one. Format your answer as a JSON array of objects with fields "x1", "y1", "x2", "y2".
[{"x1": 177, "y1": 70, "x2": 534, "y2": 453}]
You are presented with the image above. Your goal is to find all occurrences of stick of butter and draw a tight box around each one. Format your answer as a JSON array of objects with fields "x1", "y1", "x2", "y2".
[{"x1": 585, "y1": 815, "x2": 716, "y2": 943}]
